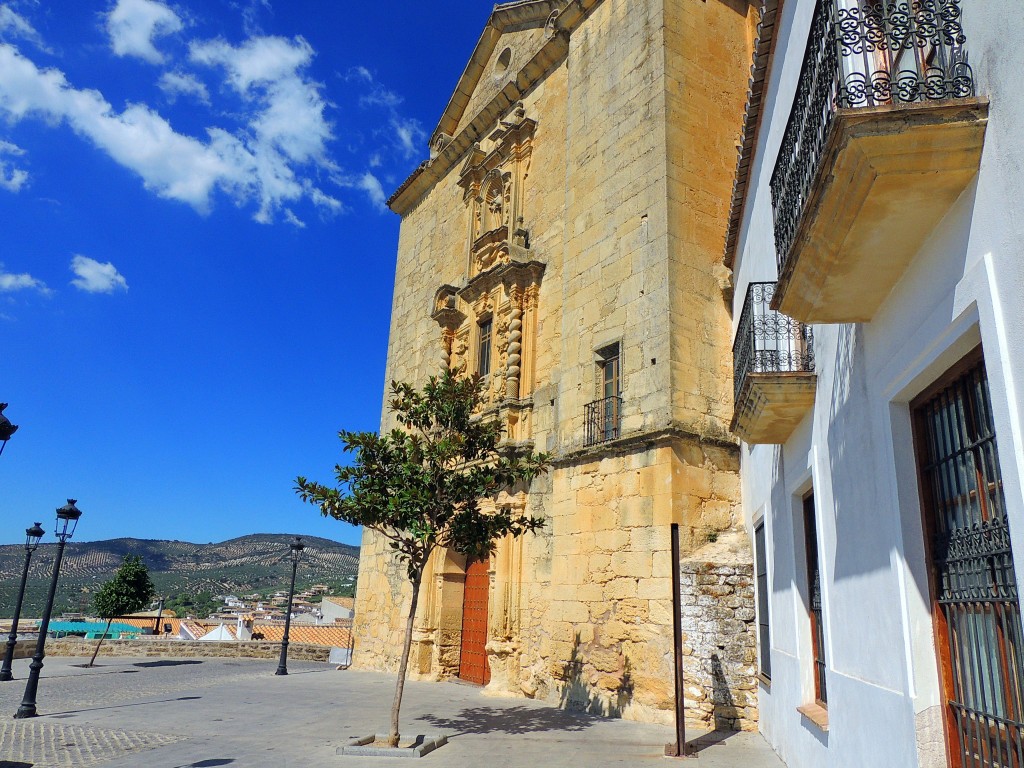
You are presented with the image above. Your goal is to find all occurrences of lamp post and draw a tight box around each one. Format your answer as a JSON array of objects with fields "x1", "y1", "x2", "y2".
[
  {"x1": 0, "y1": 403, "x2": 18, "y2": 457},
  {"x1": 0, "y1": 522, "x2": 45, "y2": 682},
  {"x1": 14, "y1": 500, "x2": 81, "y2": 719},
  {"x1": 275, "y1": 537, "x2": 305, "y2": 676}
]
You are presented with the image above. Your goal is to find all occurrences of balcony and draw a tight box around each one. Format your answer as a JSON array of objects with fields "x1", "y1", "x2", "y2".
[
  {"x1": 732, "y1": 283, "x2": 816, "y2": 444},
  {"x1": 584, "y1": 396, "x2": 621, "y2": 447},
  {"x1": 770, "y1": 0, "x2": 987, "y2": 323}
]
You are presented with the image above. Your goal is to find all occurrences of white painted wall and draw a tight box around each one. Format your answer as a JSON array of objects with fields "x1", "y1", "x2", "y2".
[{"x1": 731, "y1": 2, "x2": 1024, "y2": 766}]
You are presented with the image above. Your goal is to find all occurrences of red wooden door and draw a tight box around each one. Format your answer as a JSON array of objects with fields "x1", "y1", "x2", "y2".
[{"x1": 459, "y1": 557, "x2": 490, "y2": 685}]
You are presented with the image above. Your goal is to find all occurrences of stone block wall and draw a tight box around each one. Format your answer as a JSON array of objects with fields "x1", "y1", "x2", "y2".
[
  {"x1": 40, "y1": 639, "x2": 331, "y2": 663},
  {"x1": 679, "y1": 559, "x2": 758, "y2": 731}
]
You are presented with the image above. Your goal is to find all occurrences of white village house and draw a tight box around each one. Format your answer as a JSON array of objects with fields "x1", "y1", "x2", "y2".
[{"x1": 726, "y1": 0, "x2": 1024, "y2": 766}]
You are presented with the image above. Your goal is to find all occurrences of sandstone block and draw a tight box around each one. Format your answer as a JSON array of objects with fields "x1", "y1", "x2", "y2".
[{"x1": 611, "y1": 550, "x2": 653, "y2": 578}]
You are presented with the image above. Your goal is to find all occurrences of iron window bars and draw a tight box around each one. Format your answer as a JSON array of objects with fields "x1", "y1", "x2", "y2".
[
  {"x1": 916, "y1": 359, "x2": 1023, "y2": 767},
  {"x1": 584, "y1": 396, "x2": 622, "y2": 447},
  {"x1": 733, "y1": 282, "x2": 815, "y2": 405},
  {"x1": 770, "y1": 0, "x2": 975, "y2": 274}
]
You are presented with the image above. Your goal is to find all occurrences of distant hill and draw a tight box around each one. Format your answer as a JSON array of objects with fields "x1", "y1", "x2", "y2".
[{"x1": 0, "y1": 533, "x2": 359, "y2": 619}]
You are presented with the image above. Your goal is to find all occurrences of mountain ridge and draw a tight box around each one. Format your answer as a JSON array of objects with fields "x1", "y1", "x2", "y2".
[{"x1": 0, "y1": 533, "x2": 360, "y2": 619}]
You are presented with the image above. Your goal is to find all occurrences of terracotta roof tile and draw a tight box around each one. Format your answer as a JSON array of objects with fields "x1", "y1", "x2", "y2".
[
  {"x1": 253, "y1": 623, "x2": 352, "y2": 648},
  {"x1": 321, "y1": 596, "x2": 355, "y2": 610},
  {"x1": 118, "y1": 617, "x2": 184, "y2": 635}
]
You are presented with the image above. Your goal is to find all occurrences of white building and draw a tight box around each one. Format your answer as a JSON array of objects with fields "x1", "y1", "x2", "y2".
[{"x1": 726, "y1": 1, "x2": 1023, "y2": 766}]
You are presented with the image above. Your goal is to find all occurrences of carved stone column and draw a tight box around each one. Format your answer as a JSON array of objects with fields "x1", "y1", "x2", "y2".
[
  {"x1": 431, "y1": 286, "x2": 465, "y2": 374},
  {"x1": 506, "y1": 286, "x2": 524, "y2": 399}
]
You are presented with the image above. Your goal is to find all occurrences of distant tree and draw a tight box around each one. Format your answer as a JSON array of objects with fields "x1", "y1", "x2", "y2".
[
  {"x1": 88, "y1": 555, "x2": 155, "y2": 666},
  {"x1": 296, "y1": 370, "x2": 549, "y2": 748}
]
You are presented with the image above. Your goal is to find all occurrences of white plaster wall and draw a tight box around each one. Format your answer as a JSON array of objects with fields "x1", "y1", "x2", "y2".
[{"x1": 732, "y1": 1, "x2": 1024, "y2": 766}]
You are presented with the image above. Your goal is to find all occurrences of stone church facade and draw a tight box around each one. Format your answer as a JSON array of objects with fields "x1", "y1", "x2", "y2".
[{"x1": 353, "y1": 0, "x2": 760, "y2": 728}]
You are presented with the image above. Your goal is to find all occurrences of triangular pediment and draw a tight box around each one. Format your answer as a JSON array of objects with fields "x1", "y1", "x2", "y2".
[{"x1": 432, "y1": 0, "x2": 565, "y2": 146}]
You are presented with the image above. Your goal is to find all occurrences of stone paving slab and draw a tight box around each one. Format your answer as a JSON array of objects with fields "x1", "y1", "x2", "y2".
[
  {"x1": 0, "y1": 656, "x2": 786, "y2": 768},
  {"x1": 0, "y1": 721, "x2": 184, "y2": 767}
]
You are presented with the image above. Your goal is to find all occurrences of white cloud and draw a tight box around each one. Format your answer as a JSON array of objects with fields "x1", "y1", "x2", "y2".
[
  {"x1": 0, "y1": 139, "x2": 27, "y2": 191},
  {"x1": 190, "y1": 35, "x2": 337, "y2": 222},
  {"x1": 69, "y1": 255, "x2": 128, "y2": 293},
  {"x1": 390, "y1": 116, "x2": 424, "y2": 159},
  {"x1": 158, "y1": 70, "x2": 209, "y2": 104},
  {"x1": 348, "y1": 67, "x2": 422, "y2": 161},
  {"x1": 0, "y1": 262, "x2": 48, "y2": 294},
  {"x1": 106, "y1": 0, "x2": 183, "y2": 65},
  {"x1": 0, "y1": 42, "x2": 338, "y2": 222},
  {"x1": 239, "y1": 0, "x2": 271, "y2": 36},
  {"x1": 0, "y1": 5, "x2": 48, "y2": 51},
  {"x1": 358, "y1": 172, "x2": 385, "y2": 211}
]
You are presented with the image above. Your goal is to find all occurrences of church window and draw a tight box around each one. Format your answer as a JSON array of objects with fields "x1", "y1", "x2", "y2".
[{"x1": 478, "y1": 318, "x2": 493, "y2": 377}]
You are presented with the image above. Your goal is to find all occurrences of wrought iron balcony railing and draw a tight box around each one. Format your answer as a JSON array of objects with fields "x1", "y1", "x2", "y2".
[
  {"x1": 734, "y1": 282, "x2": 815, "y2": 403},
  {"x1": 584, "y1": 396, "x2": 622, "y2": 447},
  {"x1": 770, "y1": 0, "x2": 975, "y2": 274}
]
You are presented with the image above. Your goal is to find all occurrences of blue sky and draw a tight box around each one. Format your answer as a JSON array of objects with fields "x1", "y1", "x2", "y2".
[{"x1": 0, "y1": 0, "x2": 495, "y2": 546}]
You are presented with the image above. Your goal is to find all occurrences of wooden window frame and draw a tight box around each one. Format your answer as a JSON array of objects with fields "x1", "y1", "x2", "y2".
[
  {"x1": 754, "y1": 518, "x2": 772, "y2": 683},
  {"x1": 477, "y1": 317, "x2": 493, "y2": 378},
  {"x1": 803, "y1": 491, "x2": 827, "y2": 708},
  {"x1": 595, "y1": 342, "x2": 621, "y2": 400}
]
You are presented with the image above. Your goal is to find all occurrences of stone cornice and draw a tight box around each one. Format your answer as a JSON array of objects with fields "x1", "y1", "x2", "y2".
[
  {"x1": 387, "y1": 0, "x2": 604, "y2": 215},
  {"x1": 551, "y1": 423, "x2": 739, "y2": 468},
  {"x1": 458, "y1": 255, "x2": 546, "y2": 305}
]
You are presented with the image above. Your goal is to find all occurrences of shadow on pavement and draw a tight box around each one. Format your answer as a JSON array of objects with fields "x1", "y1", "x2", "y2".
[
  {"x1": 688, "y1": 730, "x2": 739, "y2": 750},
  {"x1": 0, "y1": 762, "x2": 33, "y2": 767},
  {"x1": 173, "y1": 760, "x2": 235, "y2": 767},
  {"x1": 41, "y1": 695, "x2": 203, "y2": 717},
  {"x1": 417, "y1": 705, "x2": 597, "y2": 736},
  {"x1": 134, "y1": 660, "x2": 204, "y2": 668}
]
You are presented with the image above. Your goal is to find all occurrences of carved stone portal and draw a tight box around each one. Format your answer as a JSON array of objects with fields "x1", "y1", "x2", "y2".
[{"x1": 459, "y1": 103, "x2": 536, "y2": 278}]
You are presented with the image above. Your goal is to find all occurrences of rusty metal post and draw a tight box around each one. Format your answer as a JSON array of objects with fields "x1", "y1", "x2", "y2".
[{"x1": 665, "y1": 522, "x2": 696, "y2": 758}]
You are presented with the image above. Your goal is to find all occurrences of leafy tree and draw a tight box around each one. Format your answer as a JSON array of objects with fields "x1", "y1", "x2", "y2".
[
  {"x1": 296, "y1": 370, "x2": 549, "y2": 747},
  {"x1": 89, "y1": 555, "x2": 155, "y2": 666}
]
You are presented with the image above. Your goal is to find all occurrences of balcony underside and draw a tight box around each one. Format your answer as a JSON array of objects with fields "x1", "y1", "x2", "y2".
[
  {"x1": 774, "y1": 98, "x2": 988, "y2": 324},
  {"x1": 732, "y1": 373, "x2": 816, "y2": 445}
]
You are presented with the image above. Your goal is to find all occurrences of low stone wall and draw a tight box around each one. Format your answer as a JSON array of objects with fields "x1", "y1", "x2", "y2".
[
  {"x1": 40, "y1": 639, "x2": 331, "y2": 663},
  {"x1": 12, "y1": 639, "x2": 33, "y2": 659},
  {"x1": 679, "y1": 561, "x2": 758, "y2": 731}
]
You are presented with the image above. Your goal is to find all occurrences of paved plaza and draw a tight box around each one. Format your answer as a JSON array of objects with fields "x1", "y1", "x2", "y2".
[{"x1": 0, "y1": 656, "x2": 785, "y2": 767}]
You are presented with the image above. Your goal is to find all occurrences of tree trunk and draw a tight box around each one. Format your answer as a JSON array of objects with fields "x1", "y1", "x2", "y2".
[
  {"x1": 388, "y1": 567, "x2": 424, "y2": 748},
  {"x1": 88, "y1": 619, "x2": 112, "y2": 667}
]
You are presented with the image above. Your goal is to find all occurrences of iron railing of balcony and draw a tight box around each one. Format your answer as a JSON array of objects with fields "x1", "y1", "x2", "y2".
[
  {"x1": 770, "y1": 0, "x2": 975, "y2": 274},
  {"x1": 584, "y1": 396, "x2": 622, "y2": 447},
  {"x1": 733, "y1": 282, "x2": 815, "y2": 403}
]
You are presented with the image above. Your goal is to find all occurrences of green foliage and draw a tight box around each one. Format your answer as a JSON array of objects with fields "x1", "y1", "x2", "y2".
[
  {"x1": 93, "y1": 555, "x2": 156, "y2": 620},
  {"x1": 296, "y1": 370, "x2": 550, "y2": 580},
  {"x1": 163, "y1": 591, "x2": 221, "y2": 619},
  {"x1": 296, "y1": 369, "x2": 550, "y2": 746}
]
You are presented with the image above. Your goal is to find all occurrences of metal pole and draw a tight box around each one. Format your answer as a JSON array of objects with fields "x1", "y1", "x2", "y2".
[
  {"x1": 15, "y1": 538, "x2": 67, "y2": 718},
  {"x1": 665, "y1": 522, "x2": 696, "y2": 758},
  {"x1": 275, "y1": 555, "x2": 298, "y2": 676},
  {"x1": 0, "y1": 547, "x2": 35, "y2": 681}
]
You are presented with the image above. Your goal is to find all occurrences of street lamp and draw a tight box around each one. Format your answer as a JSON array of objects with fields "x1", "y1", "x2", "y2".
[
  {"x1": 0, "y1": 403, "x2": 18, "y2": 457},
  {"x1": 275, "y1": 536, "x2": 305, "y2": 676},
  {"x1": 0, "y1": 522, "x2": 45, "y2": 682},
  {"x1": 15, "y1": 500, "x2": 81, "y2": 719}
]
